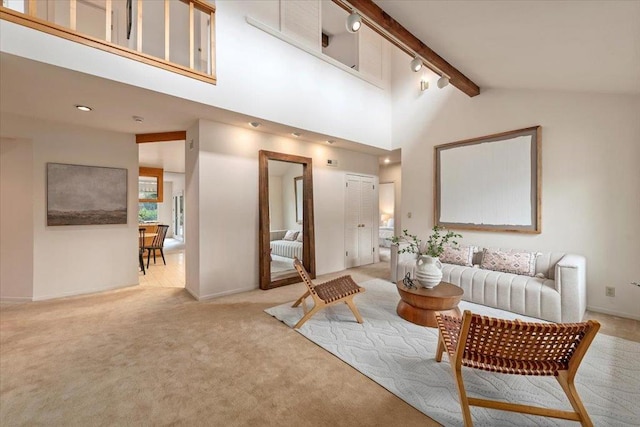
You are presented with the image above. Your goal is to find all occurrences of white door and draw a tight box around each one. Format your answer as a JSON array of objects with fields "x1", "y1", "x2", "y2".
[{"x1": 345, "y1": 174, "x2": 376, "y2": 268}]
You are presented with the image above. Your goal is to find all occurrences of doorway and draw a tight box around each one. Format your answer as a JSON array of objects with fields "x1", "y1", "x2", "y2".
[
  {"x1": 378, "y1": 182, "x2": 395, "y2": 262},
  {"x1": 137, "y1": 134, "x2": 186, "y2": 288}
]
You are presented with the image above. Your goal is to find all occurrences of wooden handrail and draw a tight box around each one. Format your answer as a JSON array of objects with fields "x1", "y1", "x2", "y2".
[
  {"x1": 180, "y1": 0, "x2": 215, "y2": 14},
  {"x1": 0, "y1": 5, "x2": 216, "y2": 84},
  {"x1": 0, "y1": 1, "x2": 216, "y2": 84}
]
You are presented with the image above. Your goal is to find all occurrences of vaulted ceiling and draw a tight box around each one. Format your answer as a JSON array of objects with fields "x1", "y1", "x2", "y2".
[{"x1": 374, "y1": 0, "x2": 640, "y2": 94}]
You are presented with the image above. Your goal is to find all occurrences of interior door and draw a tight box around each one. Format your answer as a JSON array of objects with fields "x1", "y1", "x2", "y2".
[
  {"x1": 358, "y1": 177, "x2": 375, "y2": 265},
  {"x1": 345, "y1": 175, "x2": 361, "y2": 268},
  {"x1": 345, "y1": 174, "x2": 376, "y2": 268}
]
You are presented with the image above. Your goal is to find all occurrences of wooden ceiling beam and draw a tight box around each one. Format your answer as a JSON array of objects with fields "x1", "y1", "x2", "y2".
[
  {"x1": 335, "y1": 0, "x2": 480, "y2": 97},
  {"x1": 136, "y1": 131, "x2": 186, "y2": 144}
]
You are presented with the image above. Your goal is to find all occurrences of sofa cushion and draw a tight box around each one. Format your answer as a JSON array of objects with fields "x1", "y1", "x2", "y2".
[
  {"x1": 480, "y1": 249, "x2": 538, "y2": 276},
  {"x1": 283, "y1": 230, "x2": 299, "y2": 241},
  {"x1": 439, "y1": 245, "x2": 477, "y2": 267}
]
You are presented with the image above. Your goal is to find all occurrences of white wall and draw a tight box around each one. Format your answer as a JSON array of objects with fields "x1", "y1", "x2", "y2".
[
  {"x1": 0, "y1": 113, "x2": 139, "y2": 300},
  {"x1": 0, "y1": 138, "x2": 34, "y2": 301},
  {"x1": 268, "y1": 175, "x2": 284, "y2": 230},
  {"x1": 185, "y1": 119, "x2": 379, "y2": 299},
  {"x1": 0, "y1": 1, "x2": 392, "y2": 149},
  {"x1": 157, "y1": 181, "x2": 173, "y2": 236},
  {"x1": 391, "y1": 51, "x2": 640, "y2": 319}
]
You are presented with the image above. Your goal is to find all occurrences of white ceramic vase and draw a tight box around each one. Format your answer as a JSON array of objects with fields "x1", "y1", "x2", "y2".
[{"x1": 415, "y1": 255, "x2": 443, "y2": 288}]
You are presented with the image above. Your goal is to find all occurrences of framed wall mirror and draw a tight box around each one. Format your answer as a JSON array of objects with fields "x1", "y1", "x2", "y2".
[
  {"x1": 259, "y1": 150, "x2": 315, "y2": 290},
  {"x1": 139, "y1": 167, "x2": 163, "y2": 203}
]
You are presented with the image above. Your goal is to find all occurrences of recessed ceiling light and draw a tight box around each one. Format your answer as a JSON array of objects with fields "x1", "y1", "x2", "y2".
[
  {"x1": 384, "y1": 158, "x2": 390, "y2": 164},
  {"x1": 132, "y1": 116, "x2": 144, "y2": 123},
  {"x1": 292, "y1": 132, "x2": 301, "y2": 137},
  {"x1": 327, "y1": 140, "x2": 335, "y2": 144},
  {"x1": 249, "y1": 121, "x2": 261, "y2": 128},
  {"x1": 75, "y1": 105, "x2": 92, "y2": 112}
]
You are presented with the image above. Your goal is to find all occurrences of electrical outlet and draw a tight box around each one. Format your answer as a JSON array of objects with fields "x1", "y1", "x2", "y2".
[{"x1": 605, "y1": 286, "x2": 615, "y2": 297}]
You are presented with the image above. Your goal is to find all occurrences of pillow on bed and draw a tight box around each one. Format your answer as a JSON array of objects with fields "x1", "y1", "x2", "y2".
[
  {"x1": 439, "y1": 245, "x2": 477, "y2": 267},
  {"x1": 296, "y1": 232, "x2": 303, "y2": 242},
  {"x1": 283, "y1": 230, "x2": 298, "y2": 241}
]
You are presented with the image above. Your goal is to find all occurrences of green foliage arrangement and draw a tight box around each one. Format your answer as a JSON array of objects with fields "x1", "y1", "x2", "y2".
[{"x1": 390, "y1": 225, "x2": 462, "y2": 257}]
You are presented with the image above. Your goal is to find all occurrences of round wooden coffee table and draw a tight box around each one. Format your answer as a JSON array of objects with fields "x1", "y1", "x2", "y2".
[{"x1": 395, "y1": 280, "x2": 463, "y2": 327}]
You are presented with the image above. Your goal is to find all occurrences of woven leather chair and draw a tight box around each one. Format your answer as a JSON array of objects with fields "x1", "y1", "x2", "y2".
[
  {"x1": 435, "y1": 310, "x2": 600, "y2": 427},
  {"x1": 144, "y1": 224, "x2": 169, "y2": 268},
  {"x1": 291, "y1": 257, "x2": 365, "y2": 329}
]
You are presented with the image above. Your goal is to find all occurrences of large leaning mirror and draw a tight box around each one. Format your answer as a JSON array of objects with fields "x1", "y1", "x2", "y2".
[{"x1": 259, "y1": 150, "x2": 315, "y2": 290}]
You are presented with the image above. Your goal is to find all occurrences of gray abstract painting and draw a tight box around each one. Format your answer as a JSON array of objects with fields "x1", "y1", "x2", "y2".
[{"x1": 47, "y1": 163, "x2": 127, "y2": 226}]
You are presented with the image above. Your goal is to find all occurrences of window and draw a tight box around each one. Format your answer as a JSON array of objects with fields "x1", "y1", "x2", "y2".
[{"x1": 138, "y1": 202, "x2": 158, "y2": 222}]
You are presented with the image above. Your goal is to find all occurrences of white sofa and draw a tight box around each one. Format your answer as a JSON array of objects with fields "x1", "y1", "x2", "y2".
[{"x1": 390, "y1": 245, "x2": 586, "y2": 323}]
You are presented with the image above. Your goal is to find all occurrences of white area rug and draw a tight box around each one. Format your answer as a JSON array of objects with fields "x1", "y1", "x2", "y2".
[
  {"x1": 271, "y1": 254, "x2": 294, "y2": 274},
  {"x1": 265, "y1": 279, "x2": 640, "y2": 427}
]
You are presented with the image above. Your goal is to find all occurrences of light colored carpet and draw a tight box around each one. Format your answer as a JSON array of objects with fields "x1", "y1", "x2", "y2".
[{"x1": 266, "y1": 279, "x2": 640, "y2": 427}]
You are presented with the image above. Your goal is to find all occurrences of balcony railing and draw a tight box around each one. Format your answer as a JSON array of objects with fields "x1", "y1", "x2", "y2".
[{"x1": 0, "y1": 0, "x2": 216, "y2": 84}]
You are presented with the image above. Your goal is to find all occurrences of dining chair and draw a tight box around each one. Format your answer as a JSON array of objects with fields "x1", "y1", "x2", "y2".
[
  {"x1": 138, "y1": 228, "x2": 146, "y2": 275},
  {"x1": 144, "y1": 224, "x2": 169, "y2": 268}
]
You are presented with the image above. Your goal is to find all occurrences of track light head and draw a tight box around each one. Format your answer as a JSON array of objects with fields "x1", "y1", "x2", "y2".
[
  {"x1": 346, "y1": 12, "x2": 362, "y2": 33},
  {"x1": 437, "y1": 75, "x2": 450, "y2": 89},
  {"x1": 410, "y1": 56, "x2": 423, "y2": 72}
]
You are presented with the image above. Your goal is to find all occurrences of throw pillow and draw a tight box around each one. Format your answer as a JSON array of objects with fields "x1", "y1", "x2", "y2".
[
  {"x1": 283, "y1": 230, "x2": 298, "y2": 241},
  {"x1": 296, "y1": 232, "x2": 303, "y2": 242},
  {"x1": 480, "y1": 249, "x2": 539, "y2": 276},
  {"x1": 439, "y1": 245, "x2": 477, "y2": 267}
]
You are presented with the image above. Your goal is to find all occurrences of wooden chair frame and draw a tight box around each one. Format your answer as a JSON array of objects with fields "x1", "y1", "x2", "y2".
[
  {"x1": 291, "y1": 257, "x2": 365, "y2": 329},
  {"x1": 138, "y1": 228, "x2": 146, "y2": 275},
  {"x1": 435, "y1": 310, "x2": 600, "y2": 427}
]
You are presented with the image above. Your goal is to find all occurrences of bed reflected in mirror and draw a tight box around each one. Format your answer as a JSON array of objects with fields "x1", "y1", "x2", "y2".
[
  {"x1": 268, "y1": 160, "x2": 303, "y2": 281},
  {"x1": 259, "y1": 150, "x2": 315, "y2": 290}
]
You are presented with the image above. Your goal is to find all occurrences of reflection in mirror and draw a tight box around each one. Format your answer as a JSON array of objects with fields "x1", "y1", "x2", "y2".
[
  {"x1": 259, "y1": 151, "x2": 315, "y2": 290},
  {"x1": 268, "y1": 161, "x2": 303, "y2": 281}
]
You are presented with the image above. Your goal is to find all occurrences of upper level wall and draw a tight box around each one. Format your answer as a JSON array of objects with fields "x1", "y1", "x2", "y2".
[{"x1": 0, "y1": 0, "x2": 392, "y2": 149}]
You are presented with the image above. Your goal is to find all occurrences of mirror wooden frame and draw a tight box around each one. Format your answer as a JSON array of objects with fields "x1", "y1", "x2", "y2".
[
  {"x1": 139, "y1": 166, "x2": 164, "y2": 203},
  {"x1": 259, "y1": 150, "x2": 316, "y2": 290}
]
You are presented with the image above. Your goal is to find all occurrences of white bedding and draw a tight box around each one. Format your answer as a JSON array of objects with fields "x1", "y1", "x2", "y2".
[
  {"x1": 270, "y1": 240, "x2": 303, "y2": 259},
  {"x1": 379, "y1": 227, "x2": 394, "y2": 247}
]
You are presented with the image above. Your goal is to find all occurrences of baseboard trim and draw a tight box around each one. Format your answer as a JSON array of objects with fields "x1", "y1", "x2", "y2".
[
  {"x1": 32, "y1": 282, "x2": 137, "y2": 301},
  {"x1": 196, "y1": 286, "x2": 257, "y2": 301},
  {"x1": 184, "y1": 286, "x2": 199, "y2": 301},
  {"x1": 587, "y1": 305, "x2": 640, "y2": 321},
  {"x1": 0, "y1": 296, "x2": 33, "y2": 303}
]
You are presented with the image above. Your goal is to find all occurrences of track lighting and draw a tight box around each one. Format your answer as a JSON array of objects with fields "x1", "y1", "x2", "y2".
[
  {"x1": 410, "y1": 56, "x2": 423, "y2": 72},
  {"x1": 346, "y1": 12, "x2": 362, "y2": 33},
  {"x1": 437, "y1": 75, "x2": 450, "y2": 89}
]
